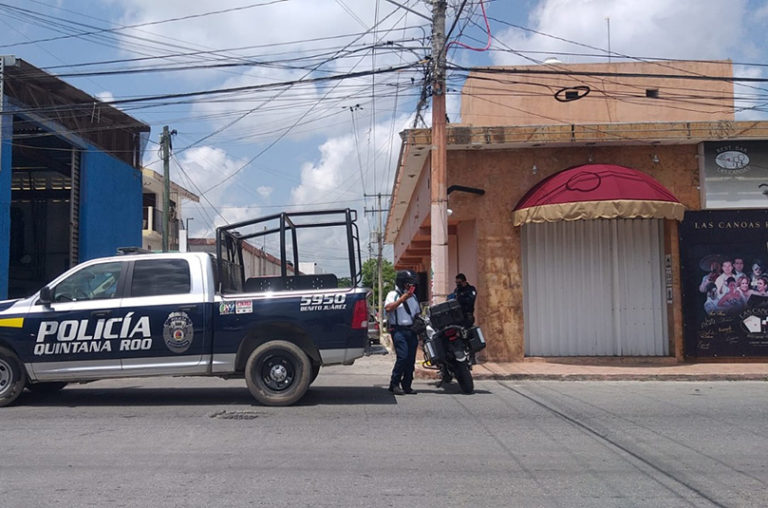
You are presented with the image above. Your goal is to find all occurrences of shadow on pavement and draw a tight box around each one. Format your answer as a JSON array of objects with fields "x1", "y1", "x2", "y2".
[
  {"x1": 416, "y1": 385, "x2": 492, "y2": 396},
  {"x1": 18, "y1": 386, "x2": 255, "y2": 407},
  {"x1": 298, "y1": 385, "x2": 397, "y2": 405},
  {"x1": 17, "y1": 384, "x2": 400, "y2": 407}
]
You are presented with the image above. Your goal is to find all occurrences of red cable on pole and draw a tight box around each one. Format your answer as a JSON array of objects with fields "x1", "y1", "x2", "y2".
[{"x1": 446, "y1": 0, "x2": 491, "y2": 53}]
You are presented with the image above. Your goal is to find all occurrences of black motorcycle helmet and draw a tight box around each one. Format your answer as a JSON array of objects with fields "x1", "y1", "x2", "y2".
[{"x1": 395, "y1": 270, "x2": 417, "y2": 292}]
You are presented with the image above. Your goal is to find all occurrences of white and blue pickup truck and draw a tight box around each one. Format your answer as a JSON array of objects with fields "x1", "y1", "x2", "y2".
[{"x1": 0, "y1": 209, "x2": 372, "y2": 407}]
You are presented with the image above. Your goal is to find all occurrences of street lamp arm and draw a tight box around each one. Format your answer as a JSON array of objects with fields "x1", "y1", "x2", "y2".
[{"x1": 447, "y1": 185, "x2": 485, "y2": 196}]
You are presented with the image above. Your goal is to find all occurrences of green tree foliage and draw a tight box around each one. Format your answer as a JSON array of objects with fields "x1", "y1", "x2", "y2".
[{"x1": 361, "y1": 257, "x2": 395, "y2": 312}]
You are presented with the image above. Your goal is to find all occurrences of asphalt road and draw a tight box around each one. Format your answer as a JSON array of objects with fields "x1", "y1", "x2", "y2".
[{"x1": 1, "y1": 355, "x2": 767, "y2": 507}]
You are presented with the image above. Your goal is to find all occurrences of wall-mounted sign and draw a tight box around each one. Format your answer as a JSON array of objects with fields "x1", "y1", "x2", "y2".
[
  {"x1": 679, "y1": 209, "x2": 768, "y2": 357},
  {"x1": 702, "y1": 141, "x2": 768, "y2": 209},
  {"x1": 714, "y1": 149, "x2": 750, "y2": 171}
]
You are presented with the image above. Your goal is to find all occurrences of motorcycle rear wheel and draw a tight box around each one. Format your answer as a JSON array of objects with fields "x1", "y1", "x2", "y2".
[{"x1": 454, "y1": 360, "x2": 474, "y2": 394}]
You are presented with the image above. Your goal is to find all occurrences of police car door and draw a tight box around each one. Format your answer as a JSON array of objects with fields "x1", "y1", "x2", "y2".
[
  {"x1": 119, "y1": 257, "x2": 208, "y2": 375},
  {"x1": 28, "y1": 260, "x2": 126, "y2": 380}
]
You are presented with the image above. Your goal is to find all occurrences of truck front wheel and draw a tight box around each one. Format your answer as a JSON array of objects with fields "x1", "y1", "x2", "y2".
[
  {"x1": 310, "y1": 364, "x2": 320, "y2": 384},
  {"x1": 245, "y1": 340, "x2": 311, "y2": 406},
  {"x1": 0, "y1": 346, "x2": 26, "y2": 407}
]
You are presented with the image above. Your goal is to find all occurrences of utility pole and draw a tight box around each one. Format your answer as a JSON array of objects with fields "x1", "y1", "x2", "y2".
[
  {"x1": 364, "y1": 192, "x2": 391, "y2": 339},
  {"x1": 430, "y1": 0, "x2": 449, "y2": 304},
  {"x1": 160, "y1": 126, "x2": 176, "y2": 252},
  {"x1": 376, "y1": 192, "x2": 384, "y2": 337}
]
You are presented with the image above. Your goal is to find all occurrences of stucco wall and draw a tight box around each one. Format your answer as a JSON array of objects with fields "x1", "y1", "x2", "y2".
[
  {"x1": 442, "y1": 144, "x2": 700, "y2": 361},
  {"x1": 79, "y1": 149, "x2": 143, "y2": 260},
  {"x1": 461, "y1": 61, "x2": 734, "y2": 127}
]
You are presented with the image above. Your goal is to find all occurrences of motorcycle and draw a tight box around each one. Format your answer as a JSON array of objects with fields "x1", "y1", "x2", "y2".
[{"x1": 419, "y1": 300, "x2": 486, "y2": 394}]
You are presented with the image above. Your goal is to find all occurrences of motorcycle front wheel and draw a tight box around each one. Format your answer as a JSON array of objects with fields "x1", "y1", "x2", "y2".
[{"x1": 454, "y1": 360, "x2": 474, "y2": 394}]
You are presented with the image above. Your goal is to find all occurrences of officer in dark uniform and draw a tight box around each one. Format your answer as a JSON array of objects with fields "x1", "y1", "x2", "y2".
[
  {"x1": 437, "y1": 273, "x2": 479, "y2": 387},
  {"x1": 449, "y1": 273, "x2": 476, "y2": 328},
  {"x1": 384, "y1": 270, "x2": 420, "y2": 395}
]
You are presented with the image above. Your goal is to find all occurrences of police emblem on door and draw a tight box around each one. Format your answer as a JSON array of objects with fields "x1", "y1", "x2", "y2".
[{"x1": 163, "y1": 311, "x2": 194, "y2": 353}]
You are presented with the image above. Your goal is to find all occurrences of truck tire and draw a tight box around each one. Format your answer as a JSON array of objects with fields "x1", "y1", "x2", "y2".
[
  {"x1": 310, "y1": 364, "x2": 321, "y2": 384},
  {"x1": 27, "y1": 382, "x2": 68, "y2": 394},
  {"x1": 0, "y1": 346, "x2": 27, "y2": 407},
  {"x1": 454, "y1": 360, "x2": 474, "y2": 394},
  {"x1": 245, "y1": 340, "x2": 312, "y2": 406}
]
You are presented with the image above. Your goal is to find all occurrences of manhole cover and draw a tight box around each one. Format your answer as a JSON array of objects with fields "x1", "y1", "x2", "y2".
[{"x1": 210, "y1": 410, "x2": 262, "y2": 420}]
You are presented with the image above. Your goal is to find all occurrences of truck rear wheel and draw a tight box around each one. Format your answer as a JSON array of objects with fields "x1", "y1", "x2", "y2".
[
  {"x1": 0, "y1": 346, "x2": 26, "y2": 407},
  {"x1": 245, "y1": 340, "x2": 311, "y2": 406}
]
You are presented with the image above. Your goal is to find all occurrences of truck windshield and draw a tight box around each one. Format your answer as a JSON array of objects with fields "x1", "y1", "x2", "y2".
[{"x1": 53, "y1": 262, "x2": 123, "y2": 302}]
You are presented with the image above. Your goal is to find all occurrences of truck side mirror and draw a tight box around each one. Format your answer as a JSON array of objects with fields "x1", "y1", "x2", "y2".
[{"x1": 39, "y1": 286, "x2": 53, "y2": 306}]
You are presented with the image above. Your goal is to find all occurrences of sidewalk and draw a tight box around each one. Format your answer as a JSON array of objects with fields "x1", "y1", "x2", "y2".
[
  {"x1": 375, "y1": 335, "x2": 768, "y2": 381},
  {"x1": 414, "y1": 358, "x2": 768, "y2": 381}
]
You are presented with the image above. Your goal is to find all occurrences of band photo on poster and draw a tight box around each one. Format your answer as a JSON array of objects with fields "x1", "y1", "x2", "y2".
[{"x1": 680, "y1": 210, "x2": 768, "y2": 357}]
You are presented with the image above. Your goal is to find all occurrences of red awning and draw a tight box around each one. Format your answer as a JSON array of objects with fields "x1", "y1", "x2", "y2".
[{"x1": 512, "y1": 163, "x2": 685, "y2": 226}]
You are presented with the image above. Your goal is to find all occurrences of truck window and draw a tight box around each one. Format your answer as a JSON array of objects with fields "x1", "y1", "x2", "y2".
[
  {"x1": 131, "y1": 259, "x2": 191, "y2": 297},
  {"x1": 53, "y1": 262, "x2": 123, "y2": 302}
]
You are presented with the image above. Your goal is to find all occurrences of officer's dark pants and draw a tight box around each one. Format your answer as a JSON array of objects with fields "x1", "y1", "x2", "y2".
[{"x1": 390, "y1": 326, "x2": 418, "y2": 390}]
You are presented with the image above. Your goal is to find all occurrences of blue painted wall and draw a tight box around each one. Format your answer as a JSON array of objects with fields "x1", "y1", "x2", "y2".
[
  {"x1": 79, "y1": 149, "x2": 142, "y2": 260},
  {"x1": 0, "y1": 98, "x2": 11, "y2": 298}
]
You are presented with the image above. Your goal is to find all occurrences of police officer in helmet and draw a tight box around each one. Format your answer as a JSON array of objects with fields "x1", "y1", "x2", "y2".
[
  {"x1": 384, "y1": 270, "x2": 420, "y2": 395},
  {"x1": 449, "y1": 273, "x2": 476, "y2": 327}
]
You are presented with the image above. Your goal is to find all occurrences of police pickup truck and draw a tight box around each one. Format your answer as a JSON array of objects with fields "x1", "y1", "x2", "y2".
[{"x1": 0, "y1": 209, "x2": 371, "y2": 407}]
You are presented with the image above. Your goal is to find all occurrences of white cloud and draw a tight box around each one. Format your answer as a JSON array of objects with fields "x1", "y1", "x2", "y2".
[
  {"x1": 283, "y1": 113, "x2": 410, "y2": 273},
  {"x1": 492, "y1": 0, "x2": 751, "y2": 65},
  {"x1": 290, "y1": 135, "x2": 359, "y2": 206},
  {"x1": 168, "y1": 145, "x2": 279, "y2": 233},
  {"x1": 113, "y1": 0, "x2": 427, "y2": 75},
  {"x1": 754, "y1": 1, "x2": 768, "y2": 20},
  {"x1": 173, "y1": 145, "x2": 247, "y2": 200},
  {"x1": 189, "y1": 66, "x2": 328, "y2": 143},
  {"x1": 289, "y1": 111, "x2": 412, "y2": 208},
  {"x1": 733, "y1": 64, "x2": 768, "y2": 120},
  {"x1": 96, "y1": 91, "x2": 115, "y2": 103},
  {"x1": 185, "y1": 203, "x2": 263, "y2": 238},
  {"x1": 257, "y1": 186, "x2": 273, "y2": 198},
  {"x1": 117, "y1": 0, "x2": 371, "y2": 57},
  {"x1": 112, "y1": 0, "x2": 426, "y2": 143}
]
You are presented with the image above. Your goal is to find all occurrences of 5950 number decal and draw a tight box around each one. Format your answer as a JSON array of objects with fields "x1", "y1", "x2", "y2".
[{"x1": 300, "y1": 293, "x2": 347, "y2": 311}]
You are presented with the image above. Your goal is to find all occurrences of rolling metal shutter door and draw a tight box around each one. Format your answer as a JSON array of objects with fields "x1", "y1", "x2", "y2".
[
  {"x1": 522, "y1": 219, "x2": 668, "y2": 356},
  {"x1": 69, "y1": 149, "x2": 80, "y2": 266}
]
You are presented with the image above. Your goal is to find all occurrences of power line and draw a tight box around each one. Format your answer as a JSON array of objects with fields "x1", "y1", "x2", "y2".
[
  {"x1": 0, "y1": 1, "x2": 289, "y2": 49},
  {"x1": 170, "y1": 153, "x2": 229, "y2": 227},
  {"x1": 447, "y1": 64, "x2": 768, "y2": 83},
  {"x1": 190, "y1": 4, "x2": 425, "y2": 198},
  {"x1": 37, "y1": 28, "x2": 426, "y2": 71},
  {"x1": 485, "y1": 15, "x2": 768, "y2": 100},
  {"x1": 2, "y1": 61, "x2": 423, "y2": 119}
]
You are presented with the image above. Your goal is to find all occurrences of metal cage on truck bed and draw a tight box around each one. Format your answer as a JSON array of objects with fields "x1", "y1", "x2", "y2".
[{"x1": 215, "y1": 209, "x2": 362, "y2": 293}]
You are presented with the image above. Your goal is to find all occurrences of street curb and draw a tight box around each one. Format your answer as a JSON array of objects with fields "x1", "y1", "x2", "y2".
[
  {"x1": 413, "y1": 366, "x2": 768, "y2": 382},
  {"x1": 467, "y1": 373, "x2": 768, "y2": 381}
]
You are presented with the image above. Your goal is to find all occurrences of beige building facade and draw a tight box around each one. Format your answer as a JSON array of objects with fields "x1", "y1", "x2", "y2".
[
  {"x1": 141, "y1": 168, "x2": 199, "y2": 252},
  {"x1": 386, "y1": 60, "x2": 768, "y2": 362}
]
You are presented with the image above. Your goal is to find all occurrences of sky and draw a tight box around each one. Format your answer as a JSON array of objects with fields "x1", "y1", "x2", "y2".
[{"x1": 2, "y1": 0, "x2": 767, "y2": 272}]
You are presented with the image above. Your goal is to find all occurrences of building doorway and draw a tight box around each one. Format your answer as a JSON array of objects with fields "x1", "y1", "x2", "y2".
[{"x1": 8, "y1": 115, "x2": 79, "y2": 298}]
